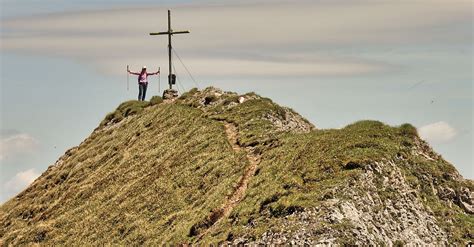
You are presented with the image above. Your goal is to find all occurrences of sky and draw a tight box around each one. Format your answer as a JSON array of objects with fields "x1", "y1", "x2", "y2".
[{"x1": 0, "y1": 0, "x2": 472, "y2": 203}]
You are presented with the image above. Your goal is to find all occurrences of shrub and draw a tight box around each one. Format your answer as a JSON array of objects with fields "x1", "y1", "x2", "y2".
[
  {"x1": 204, "y1": 95, "x2": 218, "y2": 105},
  {"x1": 117, "y1": 100, "x2": 149, "y2": 117},
  {"x1": 100, "y1": 100, "x2": 149, "y2": 127},
  {"x1": 399, "y1": 123, "x2": 418, "y2": 138},
  {"x1": 149, "y1": 96, "x2": 164, "y2": 106},
  {"x1": 178, "y1": 88, "x2": 199, "y2": 100},
  {"x1": 222, "y1": 95, "x2": 240, "y2": 105},
  {"x1": 344, "y1": 120, "x2": 386, "y2": 130}
]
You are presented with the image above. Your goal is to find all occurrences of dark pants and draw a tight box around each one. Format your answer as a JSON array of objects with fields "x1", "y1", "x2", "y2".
[{"x1": 138, "y1": 83, "x2": 148, "y2": 101}]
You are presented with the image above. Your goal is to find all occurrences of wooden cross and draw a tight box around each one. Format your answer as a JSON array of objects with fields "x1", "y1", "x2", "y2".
[{"x1": 150, "y1": 10, "x2": 190, "y2": 90}]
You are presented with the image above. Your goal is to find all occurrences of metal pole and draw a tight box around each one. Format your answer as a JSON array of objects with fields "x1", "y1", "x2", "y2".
[
  {"x1": 149, "y1": 10, "x2": 189, "y2": 91},
  {"x1": 168, "y1": 10, "x2": 172, "y2": 89}
]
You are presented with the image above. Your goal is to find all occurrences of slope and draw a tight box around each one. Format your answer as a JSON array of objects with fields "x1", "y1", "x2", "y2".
[{"x1": 0, "y1": 87, "x2": 473, "y2": 245}]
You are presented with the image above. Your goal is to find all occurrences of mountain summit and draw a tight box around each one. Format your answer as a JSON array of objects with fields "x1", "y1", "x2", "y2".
[{"x1": 1, "y1": 87, "x2": 473, "y2": 245}]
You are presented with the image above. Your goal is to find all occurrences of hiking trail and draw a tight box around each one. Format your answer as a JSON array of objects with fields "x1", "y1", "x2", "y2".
[
  {"x1": 221, "y1": 122, "x2": 260, "y2": 218},
  {"x1": 193, "y1": 121, "x2": 260, "y2": 241}
]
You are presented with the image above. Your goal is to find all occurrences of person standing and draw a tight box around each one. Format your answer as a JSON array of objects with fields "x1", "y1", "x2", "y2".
[{"x1": 127, "y1": 66, "x2": 160, "y2": 101}]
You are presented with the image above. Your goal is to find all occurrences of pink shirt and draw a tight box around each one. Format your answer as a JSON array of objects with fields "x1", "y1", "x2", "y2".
[
  {"x1": 139, "y1": 73, "x2": 148, "y2": 83},
  {"x1": 129, "y1": 70, "x2": 159, "y2": 84}
]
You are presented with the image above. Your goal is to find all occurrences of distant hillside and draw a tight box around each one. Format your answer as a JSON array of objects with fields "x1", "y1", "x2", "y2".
[{"x1": 1, "y1": 87, "x2": 473, "y2": 245}]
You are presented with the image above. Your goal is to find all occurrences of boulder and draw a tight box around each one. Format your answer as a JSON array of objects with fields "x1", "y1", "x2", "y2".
[{"x1": 163, "y1": 89, "x2": 179, "y2": 100}]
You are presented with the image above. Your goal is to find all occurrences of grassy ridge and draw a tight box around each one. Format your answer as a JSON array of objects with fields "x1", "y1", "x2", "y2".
[
  {"x1": 199, "y1": 120, "x2": 473, "y2": 243},
  {"x1": 1, "y1": 88, "x2": 472, "y2": 245},
  {"x1": 1, "y1": 102, "x2": 246, "y2": 244},
  {"x1": 197, "y1": 120, "x2": 417, "y2": 242}
]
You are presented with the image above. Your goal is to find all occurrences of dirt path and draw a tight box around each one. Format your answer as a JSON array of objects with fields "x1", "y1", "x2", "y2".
[
  {"x1": 221, "y1": 122, "x2": 260, "y2": 218},
  {"x1": 194, "y1": 122, "x2": 260, "y2": 241}
]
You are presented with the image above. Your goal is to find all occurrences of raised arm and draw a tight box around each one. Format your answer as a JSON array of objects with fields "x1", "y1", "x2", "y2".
[
  {"x1": 148, "y1": 69, "x2": 160, "y2": 76},
  {"x1": 128, "y1": 69, "x2": 140, "y2": 75}
]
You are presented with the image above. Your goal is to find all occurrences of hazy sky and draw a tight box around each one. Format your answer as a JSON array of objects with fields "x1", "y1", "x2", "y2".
[{"x1": 1, "y1": 0, "x2": 472, "y2": 203}]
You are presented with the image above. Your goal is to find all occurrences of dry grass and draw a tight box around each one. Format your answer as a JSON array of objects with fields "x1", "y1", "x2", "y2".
[{"x1": 1, "y1": 88, "x2": 472, "y2": 245}]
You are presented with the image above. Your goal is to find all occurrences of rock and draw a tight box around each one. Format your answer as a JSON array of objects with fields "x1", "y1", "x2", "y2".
[
  {"x1": 163, "y1": 89, "x2": 179, "y2": 100},
  {"x1": 263, "y1": 108, "x2": 314, "y2": 133},
  {"x1": 460, "y1": 187, "x2": 473, "y2": 203},
  {"x1": 344, "y1": 161, "x2": 363, "y2": 170},
  {"x1": 460, "y1": 200, "x2": 474, "y2": 214}
]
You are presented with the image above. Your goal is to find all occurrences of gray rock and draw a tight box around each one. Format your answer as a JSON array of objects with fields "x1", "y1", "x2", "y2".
[
  {"x1": 460, "y1": 200, "x2": 474, "y2": 214},
  {"x1": 162, "y1": 89, "x2": 179, "y2": 100}
]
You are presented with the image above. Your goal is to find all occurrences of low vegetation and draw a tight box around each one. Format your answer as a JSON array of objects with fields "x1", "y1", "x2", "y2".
[
  {"x1": 100, "y1": 96, "x2": 163, "y2": 127},
  {"x1": 1, "y1": 88, "x2": 472, "y2": 245}
]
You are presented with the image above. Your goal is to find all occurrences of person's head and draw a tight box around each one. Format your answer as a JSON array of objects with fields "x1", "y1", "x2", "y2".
[{"x1": 141, "y1": 66, "x2": 147, "y2": 73}]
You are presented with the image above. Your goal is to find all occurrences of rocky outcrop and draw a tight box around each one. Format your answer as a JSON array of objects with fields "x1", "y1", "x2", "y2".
[
  {"x1": 178, "y1": 87, "x2": 315, "y2": 134},
  {"x1": 230, "y1": 159, "x2": 451, "y2": 246},
  {"x1": 162, "y1": 88, "x2": 179, "y2": 100},
  {"x1": 263, "y1": 109, "x2": 314, "y2": 133},
  {"x1": 228, "y1": 134, "x2": 473, "y2": 245}
]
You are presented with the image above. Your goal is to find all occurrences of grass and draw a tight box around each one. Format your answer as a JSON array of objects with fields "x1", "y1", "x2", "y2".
[
  {"x1": 1, "y1": 87, "x2": 472, "y2": 245},
  {"x1": 198, "y1": 120, "x2": 424, "y2": 242},
  {"x1": 149, "y1": 96, "x2": 164, "y2": 106},
  {"x1": 1, "y1": 103, "x2": 245, "y2": 245},
  {"x1": 207, "y1": 96, "x2": 300, "y2": 147},
  {"x1": 100, "y1": 97, "x2": 163, "y2": 127}
]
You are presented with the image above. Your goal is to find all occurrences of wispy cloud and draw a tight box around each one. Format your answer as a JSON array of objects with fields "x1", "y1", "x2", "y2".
[
  {"x1": 0, "y1": 132, "x2": 39, "y2": 161},
  {"x1": 3, "y1": 168, "x2": 40, "y2": 198},
  {"x1": 418, "y1": 121, "x2": 457, "y2": 143},
  {"x1": 1, "y1": 1, "x2": 470, "y2": 78}
]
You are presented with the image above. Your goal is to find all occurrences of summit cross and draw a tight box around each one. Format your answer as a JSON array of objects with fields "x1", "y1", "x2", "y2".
[{"x1": 150, "y1": 10, "x2": 190, "y2": 90}]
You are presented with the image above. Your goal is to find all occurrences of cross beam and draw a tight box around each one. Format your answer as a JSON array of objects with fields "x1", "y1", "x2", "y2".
[{"x1": 150, "y1": 10, "x2": 190, "y2": 90}]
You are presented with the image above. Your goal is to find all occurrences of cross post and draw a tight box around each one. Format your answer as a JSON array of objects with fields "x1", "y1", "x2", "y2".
[{"x1": 150, "y1": 10, "x2": 190, "y2": 90}]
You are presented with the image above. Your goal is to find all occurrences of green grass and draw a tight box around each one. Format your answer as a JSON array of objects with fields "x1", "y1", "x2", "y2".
[
  {"x1": 198, "y1": 120, "x2": 425, "y2": 242},
  {"x1": 149, "y1": 96, "x2": 164, "y2": 106},
  {"x1": 1, "y1": 103, "x2": 246, "y2": 245},
  {"x1": 100, "y1": 97, "x2": 164, "y2": 127},
  {"x1": 1, "y1": 87, "x2": 472, "y2": 245},
  {"x1": 207, "y1": 96, "x2": 299, "y2": 147}
]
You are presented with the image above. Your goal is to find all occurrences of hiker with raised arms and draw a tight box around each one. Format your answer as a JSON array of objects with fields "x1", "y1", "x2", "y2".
[{"x1": 127, "y1": 66, "x2": 160, "y2": 101}]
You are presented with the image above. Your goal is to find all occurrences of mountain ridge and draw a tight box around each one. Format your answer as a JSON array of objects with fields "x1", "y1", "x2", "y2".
[{"x1": 1, "y1": 87, "x2": 472, "y2": 245}]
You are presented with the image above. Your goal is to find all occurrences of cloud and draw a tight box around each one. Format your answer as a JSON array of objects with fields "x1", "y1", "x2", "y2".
[
  {"x1": 3, "y1": 168, "x2": 40, "y2": 196},
  {"x1": 0, "y1": 133, "x2": 39, "y2": 161},
  {"x1": 1, "y1": 0, "x2": 470, "y2": 78},
  {"x1": 0, "y1": 129, "x2": 21, "y2": 138},
  {"x1": 418, "y1": 121, "x2": 457, "y2": 143}
]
